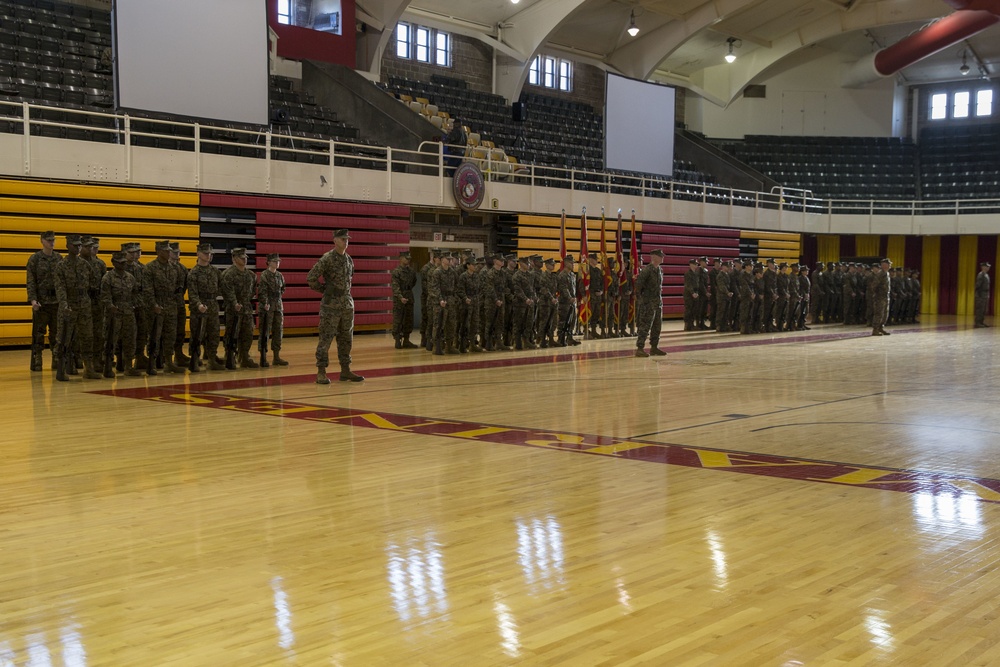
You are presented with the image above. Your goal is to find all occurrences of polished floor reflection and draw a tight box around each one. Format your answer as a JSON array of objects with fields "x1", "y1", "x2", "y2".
[{"x1": 2, "y1": 316, "x2": 999, "y2": 665}]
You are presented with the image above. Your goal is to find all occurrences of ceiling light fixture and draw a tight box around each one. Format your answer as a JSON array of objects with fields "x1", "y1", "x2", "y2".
[
  {"x1": 627, "y1": 10, "x2": 639, "y2": 37},
  {"x1": 511, "y1": 0, "x2": 521, "y2": 4},
  {"x1": 725, "y1": 37, "x2": 740, "y2": 64},
  {"x1": 960, "y1": 51, "x2": 970, "y2": 75}
]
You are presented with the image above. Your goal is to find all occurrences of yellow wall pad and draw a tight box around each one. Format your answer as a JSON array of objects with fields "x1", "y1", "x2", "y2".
[
  {"x1": 740, "y1": 231, "x2": 801, "y2": 242},
  {"x1": 816, "y1": 235, "x2": 840, "y2": 263},
  {"x1": 756, "y1": 240, "x2": 802, "y2": 251},
  {"x1": 0, "y1": 198, "x2": 199, "y2": 221},
  {"x1": 0, "y1": 180, "x2": 200, "y2": 206},
  {"x1": 1, "y1": 288, "x2": 26, "y2": 302},
  {"x1": 0, "y1": 270, "x2": 25, "y2": 287},
  {"x1": 957, "y1": 235, "x2": 978, "y2": 317},
  {"x1": 856, "y1": 235, "x2": 880, "y2": 257},
  {"x1": 756, "y1": 250, "x2": 801, "y2": 259},
  {"x1": 921, "y1": 236, "x2": 940, "y2": 316},
  {"x1": 1, "y1": 216, "x2": 200, "y2": 239},
  {"x1": 517, "y1": 239, "x2": 618, "y2": 252},
  {"x1": 0, "y1": 323, "x2": 31, "y2": 340},
  {"x1": 886, "y1": 235, "x2": 906, "y2": 268},
  {"x1": 518, "y1": 214, "x2": 643, "y2": 233}
]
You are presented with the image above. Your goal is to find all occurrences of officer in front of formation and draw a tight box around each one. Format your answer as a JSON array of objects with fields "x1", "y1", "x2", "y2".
[
  {"x1": 634, "y1": 248, "x2": 666, "y2": 357},
  {"x1": 556, "y1": 255, "x2": 580, "y2": 346},
  {"x1": 870, "y1": 258, "x2": 892, "y2": 336},
  {"x1": 975, "y1": 261, "x2": 991, "y2": 328},
  {"x1": 308, "y1": 229, "x2": 364, "y2": 384},
  {"x1": 26, "y1": 230, "x2": 61, "y2": 372},
  {"x1": 53, "y1": 234, "x2": 101, "y2": 381}
]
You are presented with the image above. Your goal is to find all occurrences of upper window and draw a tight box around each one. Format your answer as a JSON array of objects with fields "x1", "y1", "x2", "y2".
[
  {"x1": 929, "y1": 88, "x2": 994, "y2": 120},
  {"x1": 528, "y1": 55, "x2": 574, "y2": 92},
  {"x1": 953, "y1": 91, "x2": 970, "y2": 118},
  {"x1": 396, "y1": 24, "x2": 411, "y2": 59},
  {"x1": 277, "y1": 0, "x2": 291, "y2": 25},
  {"x1": 977, "y1": 89, "x2": 993, "y2": 117},
  {"x1": 395, "y1": 22, "x2": 451, "y2": 67}
]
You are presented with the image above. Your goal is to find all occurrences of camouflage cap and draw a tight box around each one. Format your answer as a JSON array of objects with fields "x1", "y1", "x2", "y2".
[
  {"x1": 517, "y1": 256, "x2": 530, "y2": 265},
  {"x1": 66, "y1": 234, "x2": 82, "y2": 245},
  {"x1": 231, "y1": 247, "x2": 247, "y2": 258},
  {"x1": 563, "y1": 254, "x2": 576, "y2": 263},
  {"x1": 981, "y1": 261, "x2": 992, "y2": 268},
  {"x1": 475, "y1": 256, "x2": 486, "y2": 264},
  {"x1": 266, "y1": 253, "x2": 281, "y2": 262},
  {"x1": 196, "y1": 242, "x2": 214, "y2": 253},
  {"x1": 155, "y1": 240, "x2": 171, "y2": 251},
  {"x1": 688, "y1": 258, "x2": 698, "y2": 265},
  {"x1": 398, "y1": 251, "x2": 410, "y2": 259},
  {"x1": 333, "y1": 229, "x2": 351, "y2": 239},
  {"x1": 111, "y1": 251, "x2": 127, "y2": 262},
  {"x1": 504, "y1": 254, "x2": 517, "y2": 262},
  {"x1": 544, "y1": 258, "x2": 555, "y2": 266},
  {"x1": 169, "y1": 241, "x2": 180, "y2": 252},
  {"x1": 779, "y1": 262, "x2": 788, "y2": 269},
  {"x1": 40, "y1": 230, "x2": 56, "y2": 241},
  {"x1": 648, "y1": 249, "x2": 664, "y2": 257},
  {"x1": 79, "y1": 235, "x2": 93, "y2": 245}
]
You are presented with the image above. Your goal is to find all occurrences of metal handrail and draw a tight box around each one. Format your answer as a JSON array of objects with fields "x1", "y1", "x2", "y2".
[{"x1": 3, "y1": 98, "x2": 1000, "y2": 214}]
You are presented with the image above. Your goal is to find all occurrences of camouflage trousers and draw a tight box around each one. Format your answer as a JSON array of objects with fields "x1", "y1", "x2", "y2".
[
  {"x1": 482, "y1": 299, "x2": 505, "y2": 348},
  {"x1": 316, "y1": 303, "x2": 354, "y2": 368},
  {"x1": 91, "y1": 300, "x2": 106, "y2": 367},
  {"x1": 392, "y1": 298, "x2": 414, "y2": 338},
  {"x1": 58, "y1": 302, "x2": 93, "y2": 363},
  {"x1": 189, "y1": 307, "x2": 221, "y2": 359},
  {"x1": 149, "y1": 305, "x2": 179, "y2": 363},
  {"x1": 872, "y1": 296, "x2": 889, "y2": 330},
  {"x1": 175, "y1": 303, "x2": 187, "y2": 351},
  {"x1": 975, "y1": 297, "x2": 988, "y2": 325},
  {"x1": 635, "y1": 300, "x2": 662, "y2": 348},
  {"x1": 258, "y1": 309, "x2": 283, "y2": 352},
  {"x1": 433, "y1": 297, "x2": 458, "y2": 349},
  {"x1": 31, "y1": 302, "x2": 59, "y2": 360},
  {"x1": 716, "y1": 295, "x2": 731, "y2": 332},
  {"x1": 109, "y1": 310, "x2": 137, "y2": 363}
]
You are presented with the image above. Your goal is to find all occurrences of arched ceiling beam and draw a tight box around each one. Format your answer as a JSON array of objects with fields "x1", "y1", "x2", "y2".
[{"x1": 356, "y1": 0, "x2": 412, "y2": 75}]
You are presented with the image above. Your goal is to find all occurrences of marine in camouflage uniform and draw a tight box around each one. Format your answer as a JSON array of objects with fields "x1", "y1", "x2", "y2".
[
  {"x1": 536, "y1": 258, "x2": 559, "y2": 347},
  {"x1": 696, "y1": 256, "x2": 710, "y2": 329},
  {"x1": 170, "y1": 242, "x2": 190, "y2": 365},
  {"x1": 100, "y1": 251, "x2": 143, "y2": 377},
  {"x1": 715, "y1": 262, "x2": 733, "y2": 333},
  {"x1": 511, "y1": 257, "x2": 537, "y2": 350},
  {"x1": 54, "y1": 234, "x2": 101, "y2": 381},
  {"x1": 391, "y1": 251, "x2": 418, "y2": 349},
  {"x1": 797, "y1": 266, "x2": 812, "y2": 330},
  {"x1": 144, "y1": 240, "x2": 183, "y2": 374},
  {"x1": 619, "y1": 257, "x2": 635, "y2": 336},
  {"x1": 502, "y1": 255, "x2": 517, "y2": 346},
  {"x1": 786, "y1": 263, "x2": 801, "y2": 332},
  {"x1": 220, "y1": 247, "x2": 257, "y2": 370},
  {"x1": 604, "y1": 257, "x2": 619, "y2": 339},
  {"x1": 26, "y1": 230, "x2": 61, "y2": 371},
  {"x1": 587, "y1": 256, "x2": 605, "y2": 338},
  {"x1": 187, "y1": 242, "x2": 225, "y2": 371},
  {"x1": 457, "y1": 257, "x2": 483, "y2": 353},
  {"x1": 974, "y1": 262, "x2": 991, "y2": 328},
  {"x1": 308, "y1": 229, "x2": 363, "y2": 383},
  {"x1": 738, "y1": 263, "x2": 756, "y2": 335},
  {"x1": 870, "y1": 259, "x2": 891, "y2": 336},
  {"x1": 481, "y1": 256, "x2": 508, "y2": 351},
  {"x1": 634, "y1": 249, "x2": 665, "y2": 357},
  {"x1": 428, "y1": 253, "x2": 460, "y2": 355},
  {"x1": 683, "y1": 259, "x2": 700, "y2": 331},
  {"x1": 257, "y1": 252, "x2": 288, "y2": 367},
  {"x1": 82, "y1": 236, "x2": 109, "y2": 374},
  {"x1": 762, "y1": 259, "x2": 778, "y2": 333},
  {"x1": 774, "y1": 261, "x2": 789, "y2": 332},
  {"x1": 556, "y1": 255, "x2": 580, "y2": 346},
  {"x1": 125, "y1": 242, "x2": 151, "y2": 367},
  {"x1": 419, "y1": 251, "x2": 438, "y2": 349}
]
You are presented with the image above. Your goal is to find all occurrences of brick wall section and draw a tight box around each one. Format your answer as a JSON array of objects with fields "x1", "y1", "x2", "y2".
[
  {"x1": 522, "y1": 59, "x2": 606, "y2": 110},
  {"x1": 381, "y1": 32, "x2": 494, "y2": 95}
]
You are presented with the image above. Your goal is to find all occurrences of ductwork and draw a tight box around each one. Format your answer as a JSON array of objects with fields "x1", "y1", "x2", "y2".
[{"x1": 843, "y1": 1, "x2": 1000, "y2": 88}]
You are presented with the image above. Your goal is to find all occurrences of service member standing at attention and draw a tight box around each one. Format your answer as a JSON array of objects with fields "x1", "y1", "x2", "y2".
[
  {"x1": 974, "y1": 262, "x2": 991, "y2": 328},
  {"x1": 53, "y1": 234, "x2": 101, "y2": 381},
  {"x1": 683, "y1": 258, "x2": 699, "y2": 331},
  {"x1": 26, "y1": 230, "x2": 61, "y2": 372},
  {"x1": 187, "y1": 243, "x2": 225, "y2": 371},
  {"x1": 145, "y1": 240, "x2": 184, "y2": 374},
  {"x1": 556, "y1": 255, "x2": 580, "y2": 346},
  {"x1": 587, "y1": 255, "x2": 605, "y2": 338},
  {"x1": 100, "y1": 251, "x2": 143, "y2": 377},
  {"x1": 715, "y1": 261, "x2": 733, "y2": 333},
  {"x1": 871, "y1": 258, "x2": 892, "y2": 336},
  {"x1": 220, "y1": 247, "x2": 257, "y2": 370},
  {"x1": 257, "y1": 253, "x2": 288, "y2": 367},
  {"x1": 390, "y1": 251, "x2": 418, "y2": 349},
  {"x1": 308, "y1": 229, "x2": 363, "y2": 384},
  {"x1": 634, "y1": 249, "x2": 666, "y2": 357},
  {"x1": 169, "y1": 242, "x2": 190, "y2": 366},
  {"x1": 124, "y1": 242, "x2": 150, "y2": 368}
]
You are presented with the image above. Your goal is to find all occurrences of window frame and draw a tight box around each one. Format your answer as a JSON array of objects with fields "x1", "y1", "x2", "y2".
[
  {"x1": 976, "y1": 89, "x2": 993, "y2": 117},
  {"x1": 396, "y1": 23, "x2": 412, "y2": 59},
  {"x1": 558, "y1": 60, "x2": 572, "y2": 92},
  {"x1": 929, "y1": 92, "x2": 948, "y2": 120},
  {"x1": 528, "y1": 56, "x2": 540, "y2": 86},
  {"x1": 543, "y1": 56, "x2": 555, "y2": 88},
  {"x1": 435, "y1": 31, "x2": 450, "y2": 67},
  {"x1": 277, "y1": 0, "x2": 291, "y2": 25},
  {"x1": 415, "y1": 26, "x2": 430, "y2": 63},
  {"x1": 953, "y1": 90, "x2": 971, "y2": 118}
]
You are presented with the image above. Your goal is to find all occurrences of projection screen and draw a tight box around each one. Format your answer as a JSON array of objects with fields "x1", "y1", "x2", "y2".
[
  {"x1": 604, "y1": 73, "x2": 675, "y2": 177},
  {"x1": 113, "y1": 0, "x2": 269, "y2": 125}
]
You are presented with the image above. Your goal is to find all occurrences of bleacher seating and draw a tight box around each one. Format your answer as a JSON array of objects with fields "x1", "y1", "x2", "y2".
[
  {"x1": 919, "y1": 124, "x2": 1000, "y2": 200},
  {"x1": 712, "y1": 135, "x2": 918, "y2": 201}
]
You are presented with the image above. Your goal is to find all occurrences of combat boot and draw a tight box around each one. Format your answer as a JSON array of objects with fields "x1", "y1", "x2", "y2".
[
  {"x1": 174, "y1": 347, "x2": 191, "y2": 365},
  {"x1": 634, "y1": 347, "x2": 649, "y2": 358},
  {"x1": 30, "y1": 352, "x2": 42, "y2": 372},
  {"x1": 470, "y1": 344, "x2": 484, "y2": 353},
  {"x1": 445, "y1": 344, "x2": 459, "y2": 354},
  {"x1": 207, "y1": 357, "x2": 227, "y2": 371},
  {"x1": 316, "y1": 367, "x2": 331, "y2": 384},
  {"x1": 339, "y1": 365, "x2": 365, "y2": 382},
  {"x1": 650, "y1": 347, "x2": 667, "y2": 356},
  {"x1": 124, "y1": 361, "x2": 144, "y2": 377},
  {"x1": 402, "y1": 338, "x2": 418, "y2": 349},
  {"x1": 56, "y1": 357, "x2": 68, "y2": 382},
  {"x1": 240, "y1": 354, "x2": 259, "y2": 369},
  {"x1": 260, "y1": 352, "x2": 270, "y2": 368},
  {"x1": 83, "y1": 360, "x2": 102, "y2": 380},
  {"x1": 135, "y1": 352, "x2": 149, "y2": 370},
  {"x1": 394, "y1": 337, "x2": 403, "y2": 349},
  {"x1": 165, "y1": 359, "x2": 185, "y2": 374},
  {"x1": 433, "y1": 341, "x2": 444, "y2": 355},
  {"x1": 225, "y1": 350, "x2": 237, "y2": 370},
  {"x1": 272, "y1": 353, "x2": 289, "y2": 366},
  {"x1": 103, "y1": 364, "x2": 115, "y2": 379}
]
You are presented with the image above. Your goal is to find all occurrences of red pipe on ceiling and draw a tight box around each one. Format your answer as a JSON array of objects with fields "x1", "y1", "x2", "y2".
[{"x1": 872, "y1": 9, "x2": 999, "y2": 76}]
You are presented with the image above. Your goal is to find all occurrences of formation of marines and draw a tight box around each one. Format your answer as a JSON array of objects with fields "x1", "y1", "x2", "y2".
[
  {"x1": 406, "y1": 249, "x2": 644, "y2": 356},
  {"x1": 684, "y1": 257, "x2": 923, "y2": 336},
  {"x1": 25, "y1": 232, "x2": 289, "y2": 381}
]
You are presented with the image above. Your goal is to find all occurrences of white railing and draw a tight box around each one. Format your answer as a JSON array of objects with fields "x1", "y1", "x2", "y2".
[{"x1": 3, "y1": 98, "x2": 1000, "y2": 217}]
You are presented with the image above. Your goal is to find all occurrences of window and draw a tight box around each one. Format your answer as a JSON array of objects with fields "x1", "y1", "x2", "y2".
[
  {"x1": 277, "y1": 0, "x2": 290, "y2": 25},
  {"x1": 977, "y1": 89, "x2": 993, "y2": 117},
  {"x1": 435, "y1": 32, "x2": 450, "y2": 67},
  {"x1": 558, "y1": 60, "x2": 572, "y2": 92},
  {"x1": 953, "y1": 91, "x2": 970, "y2": 118},
  {"x1": 528, "y1": 54, "x2": 574, "y2": 91},
  {"x1": 930, "y1": 93, "x2": 948, "y2": 120},
  {"x1": 395, "y1": 22, "x2": 450, "y2": 67},
  {"x1": 528, "y1": 56, "x2": 540, "y2": 86},
  {"x1": 396, "y1": 23, "x2": 411, "y2": 59}
]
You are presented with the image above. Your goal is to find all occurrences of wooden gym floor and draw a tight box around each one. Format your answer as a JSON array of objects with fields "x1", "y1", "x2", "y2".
[{"x1": 2, "y1": 316, "x2": 999, "y2": 666}]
